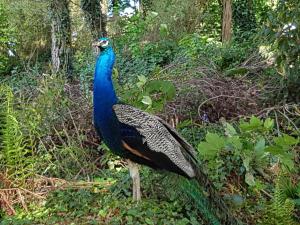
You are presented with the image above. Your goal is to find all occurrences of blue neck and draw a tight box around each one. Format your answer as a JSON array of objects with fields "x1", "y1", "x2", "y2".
[{"x1": 93, "y1": 47, "x2": 118, "y2": 132}]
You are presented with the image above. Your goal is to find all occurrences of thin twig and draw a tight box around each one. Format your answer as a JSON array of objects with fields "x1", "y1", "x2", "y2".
[
  {"x1": 274, "y1": 111, "x2": 281, "y2": 136},
  {"x1": 277, "y1": 110, "x2": 300, "y2": 134}
]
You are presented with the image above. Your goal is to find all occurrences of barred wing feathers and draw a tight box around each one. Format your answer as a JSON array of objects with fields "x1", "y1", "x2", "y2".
[{"x1": 113, "y1": 103, "x2": 196, "y2": 178}]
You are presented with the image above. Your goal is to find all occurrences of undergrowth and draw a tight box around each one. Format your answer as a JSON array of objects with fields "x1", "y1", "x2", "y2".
[{"x1": 0, "y1": 85, "x2": 36, "y2": 186}]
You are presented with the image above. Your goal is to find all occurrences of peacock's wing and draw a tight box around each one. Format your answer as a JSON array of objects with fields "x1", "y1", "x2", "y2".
[{"x1": 113, "y1": 103, "x2": 197, "y2": 178}]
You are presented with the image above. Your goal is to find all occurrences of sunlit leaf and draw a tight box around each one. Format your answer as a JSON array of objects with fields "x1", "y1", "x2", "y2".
[
  {"x1": 141, "y1": 96, "x2": 152, "y2": 106},
  {"x1": 245, "y1": 172, "x2": 255, "y2": 186}
]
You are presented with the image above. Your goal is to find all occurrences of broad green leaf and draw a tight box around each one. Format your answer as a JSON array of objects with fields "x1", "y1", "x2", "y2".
[
  {"x1": 197, "y1": 142, "x2": 219, "y2": 157},
  {"x1": 245, "y1": 172, "x2": 256, "y2": 186},
  {"x1": 137, "y1": 75, "x2": 147, "y2": 88},
  {"x1": 141, "y1": 96, "x2": 152, "y2": 106},
  {"x1": 159, "y1": 23, "x2": 169, "y2": 36},
  {"x1": 146, "y1": 80, "x2": 176, "y2": 100},
  {"x1": 274, "y1": 134, "x2": 298, "y2": 147},
  {"x1": 160, "y1": 23, "x2": 168, "y2": 30},
  {"x1": 249, "y1": 116, "x2": 263, "y2": 127},
  {"x1": 227, "y1": 136, "x2": 242, "y2": 150},
  {"x1": 243, "y1": 157, "x2": 251, "y2": 171},
  {"x1": 239, "y1": 116, "x2": 263, "y2": 132},
  {"x1": 150, "y1": 11, "x2": 158, "y2": 17},
  {"x1": 294, "y1": 199, "x2": 300, "y2": 206},
  {"x1": 265, "y1": 145, "x2": 284, "y2": 155},
  {"x1": 176, "y1": 119, "x2": 193, "y2": 129},
  {"x1": 224, "y1": 122, "x2": 237, "y2": 137},
  {"x1": 254, "y1": 138, "x2": 266, "y2": 155},
  {"x1": 279, "y1": 153, "x2": 294, "y2": 170},
  {"x1": 198, "y1": 133, "x2": 225, "y2": 157},
  {"x1": 206, "y1": 133, "x2": 226, "y2": 149},
  {"x1": 263, "y1": 118, "x2": 274, "y2": 130},
  {"x1": 145, "y1": 218, "x2": 154, "y2": 225}
]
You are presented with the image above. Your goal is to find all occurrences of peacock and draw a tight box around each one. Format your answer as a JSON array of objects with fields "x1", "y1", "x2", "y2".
[{"x1": 92, "y1": 37, "x2": 241, "y2": 225}]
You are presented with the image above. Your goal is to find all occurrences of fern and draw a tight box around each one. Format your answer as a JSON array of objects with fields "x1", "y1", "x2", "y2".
[
  {"x1": 263, "y1": 174, "x2": 297, "y2": 225},
  {"x1": 0, "y1": 85, "x2": 36, "y2": 186}
]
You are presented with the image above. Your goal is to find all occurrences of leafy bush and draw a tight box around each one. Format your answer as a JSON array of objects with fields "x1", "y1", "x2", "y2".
[
  {"x1": 178, "y1": 34, "x2": 257, "y2": 72},
  {"x1": 116, "y1": 73, "x2": 176, "y2": 112},
  {"x1": 197, "y1": 116, "x2": 298, "y2": 187},
  {"x1": 263, "y1": 0, "x2": 300, "y2": 103},
  {"x1": 113, "y1": 12, "x2": 176, "y2": 82},
  {"x1": 264, "y1": 0, "x2": 300, "y2": 77}
]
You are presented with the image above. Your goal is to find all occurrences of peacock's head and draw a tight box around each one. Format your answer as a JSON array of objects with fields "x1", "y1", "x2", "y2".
[{"x1": 93, "y1": 37, "x2": 111, "y2": 51}]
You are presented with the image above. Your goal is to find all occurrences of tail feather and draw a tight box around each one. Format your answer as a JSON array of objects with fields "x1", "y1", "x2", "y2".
[
  {"x1": 185, "y1": 163, "x2": 242, "y2": 225},
  {"x1": 182, "y1": 179, "x2": 221, "y2": 225}
]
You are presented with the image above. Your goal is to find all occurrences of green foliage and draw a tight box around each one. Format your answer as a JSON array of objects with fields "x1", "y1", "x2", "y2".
[
  {"x1": 263, "y1": 0, "x2": 300, "y2": 102},
  {"x1": 233, "y1": 0, "x2": 257, "y2": 39},
  {"x1": 197, "y1": 116, "x2": 298, "y2": 187},
  {"x1": 116, "y1": 73, "x2": 176, "y2": 112},
  {"x1": 263, "y1": 174, "x2": 298, "y2": 225},
  {"x1": 74, "y1": 51, "x2": 95, "y2": 98},
  {"x1": 0, "y1": 85, "x2": 36, "y2": 185},
  {"x1": 114, "y1": 12, "x2": 176, "y2": 82},
  {"x1": 201, "y1": 0, "x2": 222, "y2": 39},
  {"x1": 1, "y1": 0, "x2": 51, "y2": 64},
  {"x1": 264, "y1": 0, "x2": 300, "y2": 76},
  {"x1": 0, "y1": 3, "x2": 16, "y2": 75},
  {"x1": 178, "y1": 34, "x2": 256, "y2": 72}
]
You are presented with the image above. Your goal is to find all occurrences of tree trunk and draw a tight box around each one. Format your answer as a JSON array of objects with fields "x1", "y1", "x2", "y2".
[
  {"x1": 80, "y1": 0, "x2": 107, "y2": 39},
  {"x1": 221, "y1": 0, "x2": 232, "y2": 43},
  {"x1": 50, "y1": 0, "x2": 72, "y2": 77}
]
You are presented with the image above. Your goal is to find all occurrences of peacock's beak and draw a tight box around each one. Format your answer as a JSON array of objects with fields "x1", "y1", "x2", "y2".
[{"x1": 92, "y1": 41, "x2": 101, "y2": 48}]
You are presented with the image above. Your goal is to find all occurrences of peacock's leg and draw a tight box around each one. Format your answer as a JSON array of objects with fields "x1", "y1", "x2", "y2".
[{"x1": 127, "y1": 159, "x2": 141, "y2": 201}]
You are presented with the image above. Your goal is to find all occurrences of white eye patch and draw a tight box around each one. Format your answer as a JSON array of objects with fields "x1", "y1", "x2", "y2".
[{"x1": 100, "y1": 40, "x2": 109, "y2": 47}]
